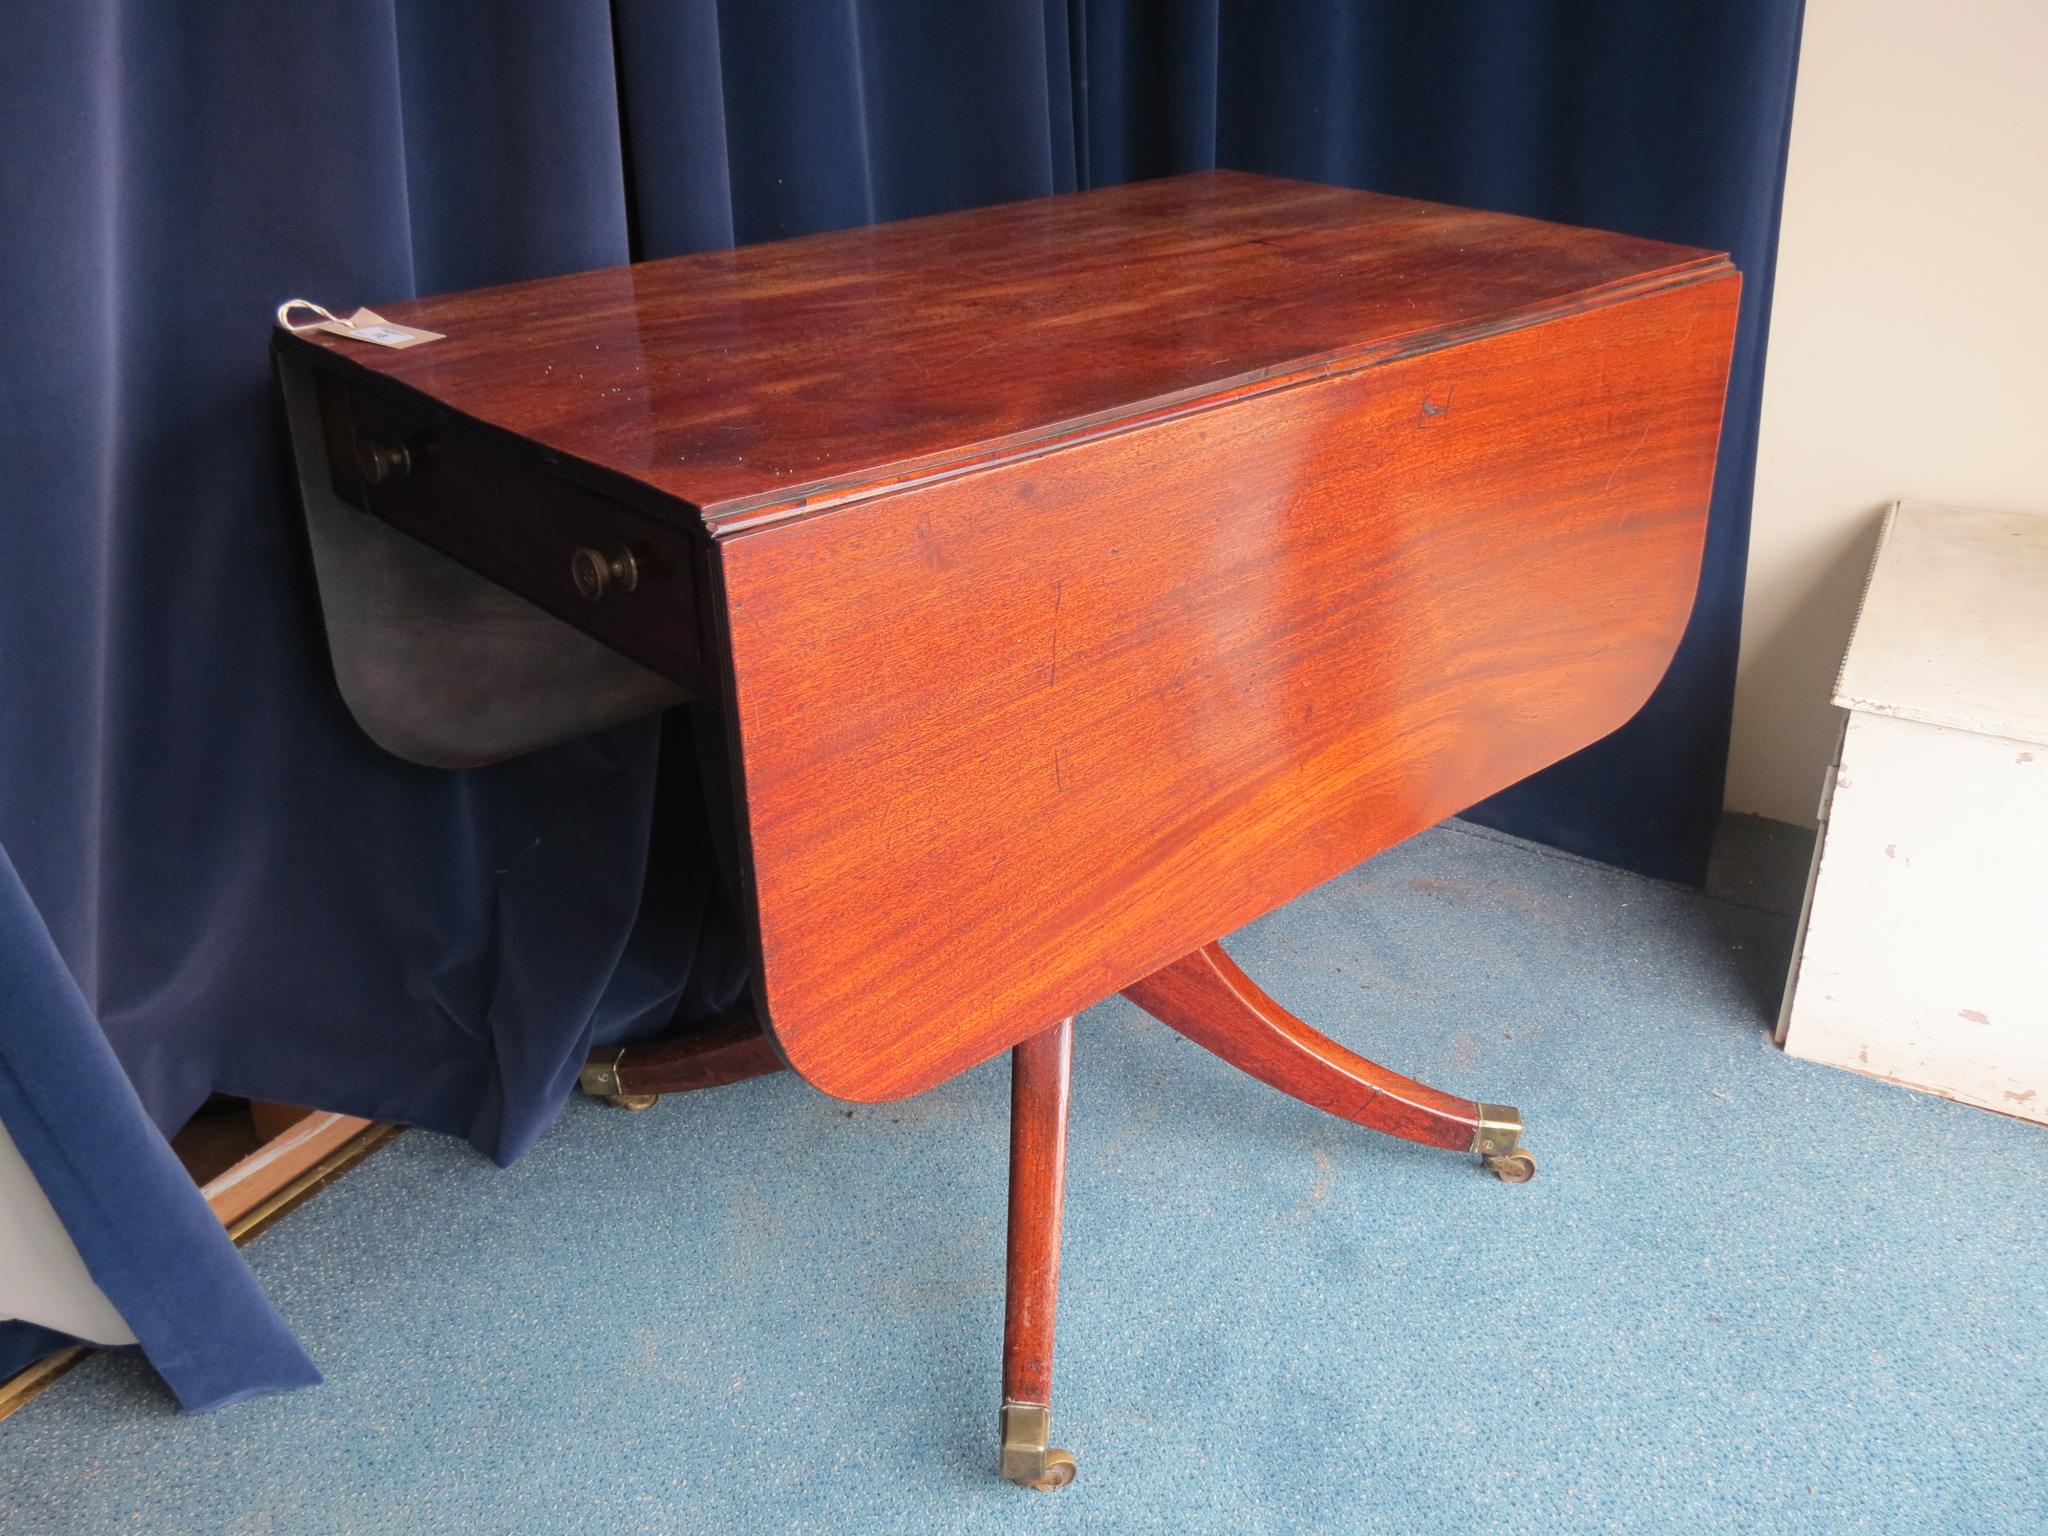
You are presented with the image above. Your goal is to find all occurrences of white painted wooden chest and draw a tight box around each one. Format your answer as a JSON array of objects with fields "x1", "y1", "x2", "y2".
[{"x1": 1778, "y1": 500, "x2": 2048, "y2": 1124}]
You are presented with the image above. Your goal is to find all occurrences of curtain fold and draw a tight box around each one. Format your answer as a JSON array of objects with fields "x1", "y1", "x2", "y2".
[
  {"x1": 0, "y1": 0, "x2": 1803, "y2": 1406},
  {"x1": 0, "y1": 845, "x2": 320, "y2": 1409}
]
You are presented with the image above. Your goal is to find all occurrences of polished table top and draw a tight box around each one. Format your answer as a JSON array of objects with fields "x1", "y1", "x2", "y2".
[{"x1": 278, "y1": 169, "x2": 1726, "y2": 532}]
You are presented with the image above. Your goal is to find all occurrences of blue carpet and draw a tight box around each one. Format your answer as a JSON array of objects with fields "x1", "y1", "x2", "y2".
[{"x1": 4, "y1": 822, "x2": 2043, "y2": 1534}]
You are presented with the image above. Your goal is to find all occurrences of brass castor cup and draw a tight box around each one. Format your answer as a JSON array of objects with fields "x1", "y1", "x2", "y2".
[
  {"x1": 1472, "y1": 1103, "x2": 1536, "y2": 1183},
  {"x1": 579, "y1": 1049, "x2": 659, "y2": 1110},
  {"x1": 1000, "y1": 1402, "x2": 1078, "y2": 1491}
]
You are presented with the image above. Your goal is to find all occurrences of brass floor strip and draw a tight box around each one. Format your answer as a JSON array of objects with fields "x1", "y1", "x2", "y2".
[
  {"x1": 0, "y1": 1347, "x2": 86, "y2": 1423},
  {"x1": 0, "y1": 1122, "x2": 401, "y2": 1424}
]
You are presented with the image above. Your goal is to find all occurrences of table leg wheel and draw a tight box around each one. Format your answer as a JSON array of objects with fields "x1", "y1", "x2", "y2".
[
  {"x1": 604, "y1": 1092, "x2": 661, "y2": 1112},
  {"x1": 1482, "y1": 1148, "x2": 1537, "y2": 1183},
  {"x1": 1024, "y1": 1450, "x2": 1078, "y2": 1492}
]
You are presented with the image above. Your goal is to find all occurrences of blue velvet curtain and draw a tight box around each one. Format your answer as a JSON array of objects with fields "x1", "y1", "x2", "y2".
[{"x1": 0, "y1": 1, "x2": 1804, "y2": 1408}]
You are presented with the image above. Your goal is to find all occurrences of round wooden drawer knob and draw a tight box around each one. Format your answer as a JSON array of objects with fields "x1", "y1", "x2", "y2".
[
  {"x1": 357, "y1": 438, "x2": 412, "y2": 485},
  {"x1": 571, "y1": 544, "x2": 640, "y2": 601}
]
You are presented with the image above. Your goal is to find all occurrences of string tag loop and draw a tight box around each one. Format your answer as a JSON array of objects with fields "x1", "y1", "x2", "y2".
[{"x1": 275, "y1": 298, "x2": 443, "y2": 350}]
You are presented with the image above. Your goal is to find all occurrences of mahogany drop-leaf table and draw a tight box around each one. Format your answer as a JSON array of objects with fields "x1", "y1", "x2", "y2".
[{"x1": 274, "y1": 171, "x2": 1738, "y2": 1488}]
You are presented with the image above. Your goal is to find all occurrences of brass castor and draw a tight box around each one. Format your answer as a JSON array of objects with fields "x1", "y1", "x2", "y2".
[
  {"x1": 1483, "y1": 1148, "x2": 1537, "y2": 1184},
  {"x1": 999, "y1": 1401, "x2": 1078, "y2": 1491},
  {"x1": 1471, "y1": 1103, "x2": 1534, "y2": 1183},
  {"x1": 580, "y1": 1049, "x2": 658, "y2": 1109},
  {"x1": 1024, "y1": 1449, "x2": 1077, "y2": 1492}
]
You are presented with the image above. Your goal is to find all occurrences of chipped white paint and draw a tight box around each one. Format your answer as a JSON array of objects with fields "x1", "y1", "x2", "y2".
[
  {"x1": 1834, "y1": 502, "x2": 2048, "y2": 744},
  {"x1": 1779, "y1": 502, "x2": 2048, "y2": 1124}
]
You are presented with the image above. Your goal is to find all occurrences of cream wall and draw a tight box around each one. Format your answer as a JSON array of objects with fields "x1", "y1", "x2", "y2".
[{"x1": 1726, "y1": 0, "x2": 2048, "y2": 825}]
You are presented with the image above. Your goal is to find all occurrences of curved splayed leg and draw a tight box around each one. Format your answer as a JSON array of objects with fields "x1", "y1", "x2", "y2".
[{"x1": 1122, "y1": 941, "x2": 1534, "y2": 1181}]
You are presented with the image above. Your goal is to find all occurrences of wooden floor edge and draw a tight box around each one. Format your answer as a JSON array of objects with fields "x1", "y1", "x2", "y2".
[
  {"x1": 0, "y1": 1120, "x2": 400, "y2": 1423},
  {"x1": 204, "y1": 1111, "x2": 378, "y2": 1229}
]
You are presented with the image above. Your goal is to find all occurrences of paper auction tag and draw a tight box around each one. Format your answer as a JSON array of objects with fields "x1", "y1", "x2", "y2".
[{"x1": 275, "y1": 299, "x2": 444, "y2": 349}]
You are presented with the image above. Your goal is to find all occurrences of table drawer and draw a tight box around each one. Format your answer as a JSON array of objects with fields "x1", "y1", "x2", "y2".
[{"x1": 316, "y1": 374, "x2": 703, "y2": 685}]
